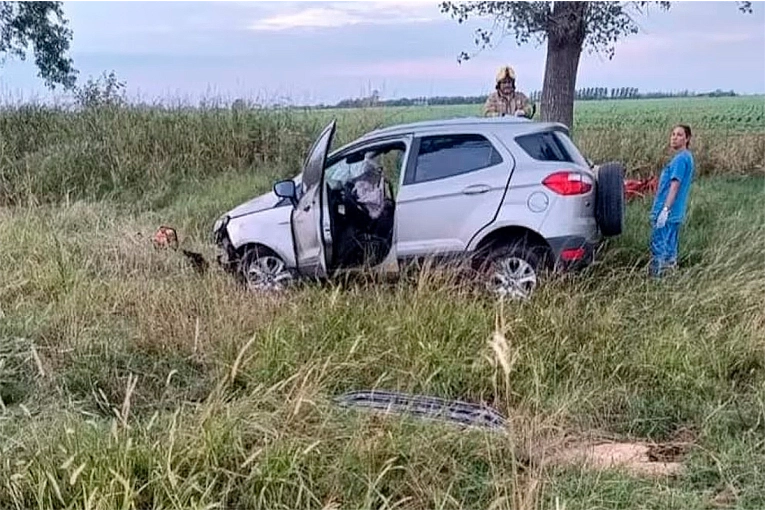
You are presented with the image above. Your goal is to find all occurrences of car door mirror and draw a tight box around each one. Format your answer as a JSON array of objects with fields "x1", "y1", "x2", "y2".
[{"x1": 274, "y1": 179, "x2": 297, "y2": 205}]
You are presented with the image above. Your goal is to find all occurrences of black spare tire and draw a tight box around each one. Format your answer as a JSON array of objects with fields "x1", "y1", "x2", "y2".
[{"x1": 595, "y1": 161, "x2": 625, "y2": 237}]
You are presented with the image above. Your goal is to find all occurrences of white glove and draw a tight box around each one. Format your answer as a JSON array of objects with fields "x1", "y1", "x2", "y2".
[{"x1": 656, "y1": 207, "x2": 669, "y2": 228}]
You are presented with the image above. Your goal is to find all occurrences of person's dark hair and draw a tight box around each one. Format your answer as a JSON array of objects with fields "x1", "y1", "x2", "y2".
[{"x1": 675, "y1": 124, "x2": 692, "y2": 148}]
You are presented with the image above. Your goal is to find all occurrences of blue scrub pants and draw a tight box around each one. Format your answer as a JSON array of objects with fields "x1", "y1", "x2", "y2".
[{"x1": 650, "y1": 222, "x2": 680, "y2": 277}]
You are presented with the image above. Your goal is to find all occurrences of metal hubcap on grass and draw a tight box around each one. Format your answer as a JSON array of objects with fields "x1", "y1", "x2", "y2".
[
  {"x1": 487, "y1": 256, "x2": 537, "y2": 299},
  {"x1": 245, "y1": 255, "x2": 292, "y2": 292}
]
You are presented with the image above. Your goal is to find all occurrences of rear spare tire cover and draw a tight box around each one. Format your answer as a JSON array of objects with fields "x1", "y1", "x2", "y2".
[{"x1": 595, "y1": 162, "x2": 625, "y2": 237}]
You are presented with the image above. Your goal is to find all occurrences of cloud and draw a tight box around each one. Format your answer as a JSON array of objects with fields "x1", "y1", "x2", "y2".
[
  {"x1": 587, "y1": 28, "x2": 762, "y2": 65},
  {"x1": 251, "y1": 7, "x2": 365, "y2": 30},
  {"x1": 249, "y1": 1, "x2": 439, "y2": 31},
  {"x1": 332, "y1": 57, "x2": 509, "y2": 81},
  {"x1": 706, "y1": 32, "x2": 759, "y2": 44}
]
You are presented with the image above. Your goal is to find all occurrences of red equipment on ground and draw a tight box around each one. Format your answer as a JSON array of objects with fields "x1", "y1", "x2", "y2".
[{"x1": 624, "y1": 176, "x2": 657, "y2": 202}]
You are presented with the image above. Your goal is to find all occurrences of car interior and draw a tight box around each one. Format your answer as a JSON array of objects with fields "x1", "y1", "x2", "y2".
[{"x1": 324, "y1": 143, "x2": 405, "y2": 270}]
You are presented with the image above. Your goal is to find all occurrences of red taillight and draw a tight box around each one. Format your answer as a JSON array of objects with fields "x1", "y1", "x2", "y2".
[
  {"x1": 542, "y1": 171, "x2": 593, "y2": 196},
  {"x1": 561, "y1": 247, "x2": 586, "y2": 261}
]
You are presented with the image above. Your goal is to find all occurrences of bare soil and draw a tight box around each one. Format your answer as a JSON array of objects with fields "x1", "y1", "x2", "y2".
[{"x1": 526, "y1": 429, "x2": 696, "y2": 478}]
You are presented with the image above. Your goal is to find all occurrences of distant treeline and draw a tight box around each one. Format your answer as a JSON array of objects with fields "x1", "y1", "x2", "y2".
[{"x1": 324, "y1": 88, "x2": 739, "y2": 109}]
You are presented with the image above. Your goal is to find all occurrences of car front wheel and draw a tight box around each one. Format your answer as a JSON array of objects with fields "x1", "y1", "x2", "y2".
[
  {"x1": 238, "y1": 246, "x2": 294, "y2": 293},
  {"x1": 477, "y1": 242, "x2": 550, "y2": 300}
]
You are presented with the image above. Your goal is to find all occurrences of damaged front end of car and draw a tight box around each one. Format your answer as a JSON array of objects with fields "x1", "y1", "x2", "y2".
[{"x1": 212, "y1": 215, "x2": 238, "y2": 272}]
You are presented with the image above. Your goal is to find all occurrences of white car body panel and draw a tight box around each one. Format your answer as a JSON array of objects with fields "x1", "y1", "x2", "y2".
[{"x1": 225, "y1": 205, "x2": 296, "y2": 267}]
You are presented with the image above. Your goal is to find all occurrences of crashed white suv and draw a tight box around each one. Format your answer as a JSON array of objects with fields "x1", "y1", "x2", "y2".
[{"x1": 212, "y1": 116, "x2": 624, "y2": 299}]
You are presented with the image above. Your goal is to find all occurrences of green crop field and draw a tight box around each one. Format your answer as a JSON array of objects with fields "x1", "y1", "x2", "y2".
[
  {"x1": 320, "y1": 95, "x2": 765, "y2": 133},
  {"x1": 312, "y1": 95, "x2": 765, "y2": 177},
  {"x1": 1, "y1": 95, "x2": 765, "y2": 509}
]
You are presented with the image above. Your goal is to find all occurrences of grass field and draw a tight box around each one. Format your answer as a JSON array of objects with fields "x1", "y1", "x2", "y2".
[
  {"x1": 1, "y1": 95, "x2": 763, "y2": 209},
  {"x1": 1, "y1": 96, "x2": 765, "y2": 509}
]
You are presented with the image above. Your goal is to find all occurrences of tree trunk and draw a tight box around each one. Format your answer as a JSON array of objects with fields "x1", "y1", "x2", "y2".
[
  {"x1": 540, "y1": 41, "x2": 582, "y2": 128},
  {"x1": 539, "y1": 1, "x2": 587, "y2": 129}
]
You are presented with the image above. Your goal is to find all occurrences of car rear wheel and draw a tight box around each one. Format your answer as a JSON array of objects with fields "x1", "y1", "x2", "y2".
[
  {"x1": 238, "y1": 246, "x2": 294, "y2": 292},
  {"x1": 595, "y1": 162, "x2": 626, "y2": 237},
  {"x1": 476, "y1": 241, "x2": 551, "y2": 300}
]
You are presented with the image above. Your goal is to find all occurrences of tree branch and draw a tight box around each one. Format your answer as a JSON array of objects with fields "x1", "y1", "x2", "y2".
[{"x1": 0, "y1": 1, "x2": 77, "y2": 89}]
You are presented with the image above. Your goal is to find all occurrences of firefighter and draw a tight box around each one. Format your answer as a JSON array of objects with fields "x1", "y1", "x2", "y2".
[{"x1": 483, "y1": 65, "x2": 533, "y2": 118}]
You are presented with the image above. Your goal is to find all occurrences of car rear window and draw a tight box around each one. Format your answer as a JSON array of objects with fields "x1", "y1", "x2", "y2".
[
  {"x1": 515, "y1": 131, "x2": 574, "y2": 163},
  {"x1": 407, "y1": 134, "x2": 503, "y2": 184},
  {"x1": 552, "y1": 131, "x2": 590, "y2": 167}
]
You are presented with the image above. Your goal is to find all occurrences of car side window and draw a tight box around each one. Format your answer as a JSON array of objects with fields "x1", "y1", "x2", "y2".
[
  {"x1": 514, "y1": 132, "x2": 573, "y2": 163},
  {"x1": 406, "y1": 134, "x2": 503, "y2": 185}
]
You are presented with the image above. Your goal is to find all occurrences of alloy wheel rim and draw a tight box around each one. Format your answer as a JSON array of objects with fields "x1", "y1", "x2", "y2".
[
  {"x1": 487, "y1": 256, "x2": 537, "y2": 299},
  {"x1": 245, "y1": 255, "x2": 292, "y2": 291}
]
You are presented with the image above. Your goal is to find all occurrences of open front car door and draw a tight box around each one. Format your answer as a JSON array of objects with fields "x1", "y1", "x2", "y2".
[{"x1": 291, "y1": 119, "x2": 337, "y2": 278}]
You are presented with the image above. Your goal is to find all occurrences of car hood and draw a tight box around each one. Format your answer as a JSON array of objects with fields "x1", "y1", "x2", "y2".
[
  {"x1": 227, "y1": 192, "x2": 280, "y2": 218},
  {"x1": 225, "y1": 174, "x2": 302, "y2": 219}
]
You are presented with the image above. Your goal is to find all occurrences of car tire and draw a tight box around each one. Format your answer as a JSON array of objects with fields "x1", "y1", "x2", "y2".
[
  {"x1": 476, "y1": 240, "x2": 551, "y2": 300},
  {"x1": 595, "y1": 161, "x2": 626, "y2": 237},
  {"x1": 237, "y1": 245, "x2": 294, "y2": 293}
]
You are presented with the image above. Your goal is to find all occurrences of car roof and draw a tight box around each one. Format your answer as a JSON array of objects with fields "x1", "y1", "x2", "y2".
[
  {"x1": 324, "y1": 116, "x2": 571, "y2": 163},
  {"x1": 356, "y1": 116, "x2": 568, "y2": 141}
]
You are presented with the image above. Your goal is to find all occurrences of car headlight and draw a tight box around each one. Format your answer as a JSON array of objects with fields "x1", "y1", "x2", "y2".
[{"x1": 212, "y1": 215, "x2": 229, "y2": 236}]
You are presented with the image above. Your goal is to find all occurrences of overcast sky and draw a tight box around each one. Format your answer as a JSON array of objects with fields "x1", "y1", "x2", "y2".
[{"x1": 1, "y1": 1, "x2": 763, "y2": 105}]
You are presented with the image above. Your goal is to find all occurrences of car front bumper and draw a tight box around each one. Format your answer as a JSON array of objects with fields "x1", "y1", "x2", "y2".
[{"x1": 214, "y1": 228, "x2": 238, "y2": 273}]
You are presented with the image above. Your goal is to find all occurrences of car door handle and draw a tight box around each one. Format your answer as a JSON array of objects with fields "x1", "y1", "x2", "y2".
[{"x1": 462, "y1": 184, "x2": 491, "y2": 195}]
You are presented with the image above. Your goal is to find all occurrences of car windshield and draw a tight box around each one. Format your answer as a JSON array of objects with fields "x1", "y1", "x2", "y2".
[{"x1": 325, "y1": 158, "x2": 367, "y2": 189}]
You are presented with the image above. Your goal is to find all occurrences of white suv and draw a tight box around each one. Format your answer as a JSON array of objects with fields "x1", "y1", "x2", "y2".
[{"x1": 212, "y1": 117, "x2": 624, "y2": 299}]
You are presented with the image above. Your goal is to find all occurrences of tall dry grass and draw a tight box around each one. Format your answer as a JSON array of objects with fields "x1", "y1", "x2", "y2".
[
  {"x1": 1, "y1": 169, "x2": 764, "y2": 507},
  {"x1": 1, "y1": 95, "x2": 764, "y2": 508}
]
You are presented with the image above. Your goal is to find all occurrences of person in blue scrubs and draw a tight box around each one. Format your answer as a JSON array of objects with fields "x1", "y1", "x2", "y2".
[{"x1": 649, "y1": 124, "x2": 695, "y2": 277}]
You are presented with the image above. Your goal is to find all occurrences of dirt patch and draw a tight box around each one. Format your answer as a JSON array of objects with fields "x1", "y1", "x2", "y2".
[
  {"x1": 541, "y1": 440, "x2": 685, "y2": 477},
  {"x1": 527, "y1": 430, "x2": 695, "y2": 478}
]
